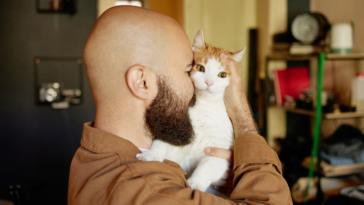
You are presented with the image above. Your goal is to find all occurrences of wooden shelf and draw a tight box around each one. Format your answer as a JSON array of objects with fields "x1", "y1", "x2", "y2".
[
  {"x1": 267, "y1": 53, "x2": 317, "y2": 61},
  {"x1": 326, "y1": 53, "x2": 364, "y2": 60},
  {"x1": 325, "y1": 111, "x2": 364, "y2": 119},
  {"x1": 270, "y1": 106, "x2": 364, "y2": 119},
  {"x1": 283, "y1": 107, "x2": 316, "y2": 117},
  {"x1": 302, "y1": 156, "x2": 364, "y2": 177},
  {"x1": 268, "y1": 53, "x2": 364, "y2": 61}
]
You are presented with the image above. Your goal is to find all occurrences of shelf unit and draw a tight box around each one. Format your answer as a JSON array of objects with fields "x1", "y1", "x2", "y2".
[
  {"x1": 265, "y1": 52, "x2": 364, "y2": 126},
  {"x1": 265, "y1": 52, "x2": 364, "y2": 202},
  {"x1": 267, "y1": 52, "x2": 364, "y2": 61}
]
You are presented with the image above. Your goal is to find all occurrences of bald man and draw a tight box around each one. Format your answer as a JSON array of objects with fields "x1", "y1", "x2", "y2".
[{"x1": 68, "y1": 6, "x2": 292, "y2": 205}]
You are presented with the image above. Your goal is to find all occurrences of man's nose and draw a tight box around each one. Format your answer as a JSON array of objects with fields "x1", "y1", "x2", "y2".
[{"x1": 205, "y1": 80, "x2": 214, "y2": 87}]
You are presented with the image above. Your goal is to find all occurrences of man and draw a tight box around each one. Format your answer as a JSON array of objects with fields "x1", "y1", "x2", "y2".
[{"x1": 68, "y1": 6, "x2": 292, "y2": 205}]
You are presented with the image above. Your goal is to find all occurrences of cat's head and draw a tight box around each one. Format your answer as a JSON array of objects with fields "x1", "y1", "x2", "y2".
[{"x1": 190, "y1": 29, "x2": 245, "y2": 99}]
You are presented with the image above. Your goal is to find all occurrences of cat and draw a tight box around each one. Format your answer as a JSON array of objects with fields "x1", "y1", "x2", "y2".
[{"x1": 137, "y1": 29, "x2": 245, "y2": 192}]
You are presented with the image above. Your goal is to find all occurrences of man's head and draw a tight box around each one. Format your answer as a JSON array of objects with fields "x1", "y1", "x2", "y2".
[{"x1": 84, "y1": 6, "x2": 194, "y2": 147}]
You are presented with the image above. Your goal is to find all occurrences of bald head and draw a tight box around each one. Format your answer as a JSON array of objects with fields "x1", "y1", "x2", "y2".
[
  {"x1": 87, "y1": 6, "x2": 194, "y2": 147},
  {"x1": 84, "y1": 6, "x2": 191, "y2": 105}
]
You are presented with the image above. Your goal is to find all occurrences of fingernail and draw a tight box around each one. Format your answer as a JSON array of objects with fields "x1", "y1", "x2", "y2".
[
  {"x1": 205, "y1": 147, "x2": 211, "y2": 153},
  {"x1": 220, "y1": 53, "x2": 227, "y2": 59}
]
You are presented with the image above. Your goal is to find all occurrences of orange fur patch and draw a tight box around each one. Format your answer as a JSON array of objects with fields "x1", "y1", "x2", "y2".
[{"x1": 191, "y1": 43, "x2": 236, "y2": 76}]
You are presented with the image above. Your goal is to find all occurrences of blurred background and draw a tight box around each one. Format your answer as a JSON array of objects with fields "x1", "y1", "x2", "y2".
[{"x1": 1, "y1": 0, "x2": 364, "y2": 204}]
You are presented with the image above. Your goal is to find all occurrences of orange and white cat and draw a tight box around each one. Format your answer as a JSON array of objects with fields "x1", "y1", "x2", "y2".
[{"x1": 137, "y1": 29, "x2": 245, "y2": 192}]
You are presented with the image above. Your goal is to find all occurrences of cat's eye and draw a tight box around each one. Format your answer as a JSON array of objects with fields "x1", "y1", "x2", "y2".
[
  {"x1": 218, "y1": 72, "x2": 227, "y2": 78},
  {"x1": 196, "y1": 65, "x2": 205, "y2": 72}
]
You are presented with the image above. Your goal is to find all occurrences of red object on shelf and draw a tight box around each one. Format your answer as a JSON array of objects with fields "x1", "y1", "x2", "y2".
[
  {"x1": 356, "y1": 72, "x2": 364, "y2": 77},
  {"x1": 274, "y1": 67, "x2": 310, "y2": 106}
]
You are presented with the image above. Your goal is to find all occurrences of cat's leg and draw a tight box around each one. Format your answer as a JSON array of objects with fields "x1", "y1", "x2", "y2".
[
  {"x1": 136, "y1": 140, "x2": 168, "y2": 162},
  {"x1": 187, "y1": 156, "x2": 229, "y2": 192}
]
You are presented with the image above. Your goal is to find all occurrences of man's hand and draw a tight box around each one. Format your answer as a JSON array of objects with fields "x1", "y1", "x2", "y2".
[
  {"x1": 204, "y1": 147, "x2": 233, "y2": 196},
  {"x1": 204, "y1": 147, "x2": 232, "y2": 161},
  {"x1": 220, "y1": 53, "x2": 257, "y2": 136},
  {"x1": 220, "y1": 53, "x2": 246, "y2": 118}
]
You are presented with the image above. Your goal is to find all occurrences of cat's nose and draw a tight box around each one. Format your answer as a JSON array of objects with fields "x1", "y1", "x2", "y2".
[{"x1": 205, "y1": 80, "x2": 214, "y2": 87}]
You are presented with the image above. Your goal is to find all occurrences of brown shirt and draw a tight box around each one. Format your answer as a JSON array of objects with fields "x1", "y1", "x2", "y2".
[{"x1": 68, "y1": 122, "x2": 292, "y2": 205}]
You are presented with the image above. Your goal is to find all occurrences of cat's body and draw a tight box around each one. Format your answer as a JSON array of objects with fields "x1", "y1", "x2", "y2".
[
  {"x1": 145, "y1": 92, "x2": 233, "y2": 187},
  {"x1": 137, "y1": 29, "x2": 245, "y2": 192}
]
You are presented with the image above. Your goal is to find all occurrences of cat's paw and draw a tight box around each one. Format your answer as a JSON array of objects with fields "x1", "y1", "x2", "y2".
[
  {"x1": 136, "y1": 151, "x2": 164, "y2": 162},
  {"x1": 187, "y1": 178, "x2": 209, "y2": 192}
]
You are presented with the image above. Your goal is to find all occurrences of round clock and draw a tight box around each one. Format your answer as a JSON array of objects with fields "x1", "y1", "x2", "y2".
[{"x1": 291, "y1": 13, "x2": 330, "y2": 44}]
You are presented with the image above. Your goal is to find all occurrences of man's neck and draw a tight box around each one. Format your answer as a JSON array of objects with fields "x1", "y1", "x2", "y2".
[{"x1": 94, "y1": 114, "x2": 152, "y2": 149}]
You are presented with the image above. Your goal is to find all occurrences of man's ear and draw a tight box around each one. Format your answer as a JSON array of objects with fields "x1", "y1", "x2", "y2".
[
  {"x1": 126, "y1": 65, "x2": 152, "y2": 100},
  {"x1": 192, "y1": 29, "x2": 205, "y2": 52}
]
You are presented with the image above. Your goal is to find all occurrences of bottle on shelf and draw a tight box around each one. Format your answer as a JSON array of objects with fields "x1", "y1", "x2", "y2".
[{"x1": 351, "y1": 72, "x2": 364, "y2": 112}]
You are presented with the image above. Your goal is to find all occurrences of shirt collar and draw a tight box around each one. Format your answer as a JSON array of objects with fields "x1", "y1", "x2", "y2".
[{"x1": 80, "y1": 122, "x2": 141, "y2": 158}]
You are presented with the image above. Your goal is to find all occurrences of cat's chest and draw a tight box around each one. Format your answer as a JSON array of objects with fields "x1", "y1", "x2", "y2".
[
  {"x1": 182, "y1": 99, "x2": 233, "y2": 154},
  {"x1": 188, "y1": 100, "x2": 231, "y2": 129}
]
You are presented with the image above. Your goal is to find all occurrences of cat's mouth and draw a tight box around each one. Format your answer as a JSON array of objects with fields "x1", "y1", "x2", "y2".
[
  {"x1": 206, "y1": 88, "x2": 215, "y2": 93},
  {"x1": 196, "y1": 87, "x2": 214, "y2": 93}
]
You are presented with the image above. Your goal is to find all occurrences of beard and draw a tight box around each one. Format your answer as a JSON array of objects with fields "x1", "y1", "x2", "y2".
[{"x1": 144, "y1": 76, "x2": 194, "y2": 146}]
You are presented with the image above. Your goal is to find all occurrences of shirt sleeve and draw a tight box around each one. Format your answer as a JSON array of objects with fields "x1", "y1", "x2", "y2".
[{"x1": 230, "y1": 133, "x2": 293, "y2": 205}]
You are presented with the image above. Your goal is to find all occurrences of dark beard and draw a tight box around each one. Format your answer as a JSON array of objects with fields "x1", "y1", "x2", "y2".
[{"x1": 144, "y1": 77, "x2": 194, "y2": 146}]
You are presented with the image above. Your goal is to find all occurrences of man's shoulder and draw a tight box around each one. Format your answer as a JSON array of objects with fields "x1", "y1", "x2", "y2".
[
  {"x1": 68, "y1": 146, "x2": 131, "y2": 204},
  {"x1": 69, "y1": 147, "x2": 189, "y2": 205}
]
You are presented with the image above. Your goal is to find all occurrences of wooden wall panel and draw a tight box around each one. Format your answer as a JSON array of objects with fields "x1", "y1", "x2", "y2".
[
  {"x1": 149, "y1": 0, "x2": 184, "y2": 28},
  {"x1": 311, "y1": 0, "x2": 364, "y2": 135},
  {"x1": 311, "y1": 0, "x2": 364, "y2": 54},
  {"x1": 311, "y1": 0, "x2": 364, "y2": 105}
]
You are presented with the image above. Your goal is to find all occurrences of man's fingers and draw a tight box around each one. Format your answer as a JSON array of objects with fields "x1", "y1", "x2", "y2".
[
  {"x1": 220, "y1": 53, "x2": 239, "y2": 75},
  {"x1": 204, "y1": 145, "x2": 234, "y2": 195},
  {"x1": 204, "y1": 147, "x2": 232, "y2": 162}
]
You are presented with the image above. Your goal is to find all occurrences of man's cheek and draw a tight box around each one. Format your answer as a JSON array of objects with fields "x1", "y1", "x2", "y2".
[{"x1": 185, "y1": 77, "x2": 194, "y2": 97}]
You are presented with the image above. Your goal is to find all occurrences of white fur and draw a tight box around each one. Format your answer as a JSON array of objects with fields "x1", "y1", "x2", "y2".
[{"x1": 137, "y1": 57, "x2": 234, "y2": 192}]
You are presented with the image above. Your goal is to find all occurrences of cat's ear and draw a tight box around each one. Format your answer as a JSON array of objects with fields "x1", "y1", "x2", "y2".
[
  {"x1": 230, "y1": 48, "x2": 246, "y2": 62},
  {"x1": 192, "y1": 29, "x2": 205, "y2": 51}
]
